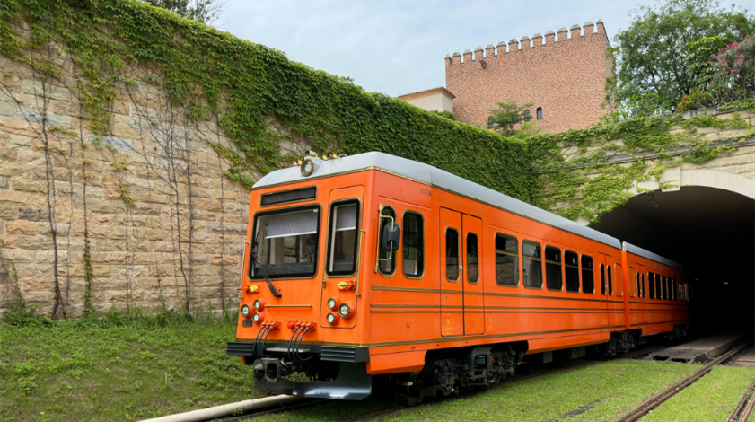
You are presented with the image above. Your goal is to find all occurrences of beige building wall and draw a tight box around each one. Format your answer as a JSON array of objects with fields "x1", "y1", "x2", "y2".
[{"x1": 398, "y1": 88, "x2": 454, "y2": 113}]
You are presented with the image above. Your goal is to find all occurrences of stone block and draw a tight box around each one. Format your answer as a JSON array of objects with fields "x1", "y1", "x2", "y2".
[
  {"x1": 22, "y1": 80, "x2": 72, "y2": 102},
  {"x1": 17, "y1": 107, "x2": 71, "y2": 128},
  {"x1": 9, "y1": 134, "x2": 32, "y2": 148},
  {"x1": 5, "y1": 220, "x2": 37, "y2": 234}
]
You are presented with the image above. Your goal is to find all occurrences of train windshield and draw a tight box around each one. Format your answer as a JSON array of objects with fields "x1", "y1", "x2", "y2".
[{"x1": 251, "y1": 206, "x2": 320, "y2": 279}]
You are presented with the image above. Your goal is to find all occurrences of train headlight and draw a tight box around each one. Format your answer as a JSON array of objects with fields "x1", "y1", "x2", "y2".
[
  {"x1": 338, "y1": 301, "x2": 355, "y2": 319},
  {"x1": 326, "y1": 312, "x2": 339, "y2": 325},
  {"x1": 253, "y1": 298, "x2": 265, "y2": 311},
  {"x1": 252, "y1": 312, "x2": 264, "y2": 323},
  {"x1": 327, "y1": 297, "x2": 339, "y2": 311},
  {"x1": 301, "y1": 158, "x2": 315, "y2": 177},
  {"x1": 240, "y1": 304, "x2": 251, "y2": 318}
]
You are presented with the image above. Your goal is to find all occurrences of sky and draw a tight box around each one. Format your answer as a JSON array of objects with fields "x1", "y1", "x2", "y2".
[{"x1": 219, "y1": 0, "x2": 754, "y2": 97}]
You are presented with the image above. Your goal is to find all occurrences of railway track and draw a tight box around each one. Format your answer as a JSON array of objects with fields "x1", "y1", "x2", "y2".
[
  {"x1": 341, "y1": 345, "x2": 668, "y2": 422},
  {"x1": 609, "y1": 340, "x2": 754, "y2": 422},
  {"x1": 727, "y1": 361, "x2": 755, "y2": 422}
]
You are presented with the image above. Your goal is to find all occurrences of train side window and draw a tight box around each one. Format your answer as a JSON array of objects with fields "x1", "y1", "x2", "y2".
[
  {"x1": 648, "y1": 272, "x2": 654, "y2": 298},
  {"x1": 495, "y1": 233, "x2": 519, "y2": 286},
  {"x1": 327, "y1": 200, "x2": 359, "y2": 276},
  {"x1": 673, "y1": 279, "x2": 678, "y2": 301},
  {"x1": 445, "y1": 228, "x2": 460, "y2": 281},
  {"x1": 522, "y1": 240, "x2": 542, "y2": 289},
  {"x1": 607, "y1": 265, "x2": 613, "y2": 295},
  {"x1": 467, "y1": 233, "x2": 479, "y2": 284},
  {"x1": 402, "y1": 212, "x2": 424, "y2": 278},
  {"x1": 565, "y1": 251, "x2": 579, "y2": 293},
  {"x1": 642, "y1": 274, "x2": 646, "y2": 298},
  {"x1": 545, "y1": 246, "x2": 563, "y2": 291},
  {"x1": 378, "y1": 206, "x2": 397, "y2": 275},
  {"x1": 662, "y1": 276, "x2": 667, "y2": 300},
  {"x1": 656, "y1": 275, "x2": 662, "y2": 300},
  {"x1": 635, "y1": 272, "x2": 640, "y2": 298},
  {"x1": 600, "y1": 264, "x2": 606, "y2": 294},
  {"x1": 581, "y1": 255, "x2": 594, "y2": 294}
]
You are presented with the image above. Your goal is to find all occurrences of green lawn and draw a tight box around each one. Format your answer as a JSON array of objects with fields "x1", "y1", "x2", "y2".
[
  {"x1": 640, "y1": 365, "x2": 755, "y2": 422},
  {"x1": 0, "y1": 317, "x2": 260, "y2": 422},
  {"x1": 249, "y1": 360, "x2": 699, "y2": 422}
]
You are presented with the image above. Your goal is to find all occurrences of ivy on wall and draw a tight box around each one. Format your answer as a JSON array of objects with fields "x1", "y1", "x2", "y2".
[
  {"x1": 0, "y1": 0, "x2": 752, "y2": 232},
  {"x1": 0, "y1": 0, "x2": 536, "y2": 202},
  {"x1": 526, "y1": 111, "x2": 753, "y2": 222}
]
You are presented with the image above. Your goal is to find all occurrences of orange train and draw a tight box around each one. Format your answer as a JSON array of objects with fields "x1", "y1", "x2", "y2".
[{"x1": 226, "y1": 152, "x2": 689, "y2": 400}]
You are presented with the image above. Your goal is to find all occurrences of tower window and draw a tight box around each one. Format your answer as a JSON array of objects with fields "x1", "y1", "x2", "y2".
[{"x1": 536, "y1": 107, "x2": 543, "y2": 120}]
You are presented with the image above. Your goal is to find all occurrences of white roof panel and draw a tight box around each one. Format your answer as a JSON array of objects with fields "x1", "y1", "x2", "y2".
[
  {"x1": 623, "y1": 242, "x2": 684, "y2": 270},
  {"x1": 253, "y1": 152, "x2": 622, "y2": 249}
]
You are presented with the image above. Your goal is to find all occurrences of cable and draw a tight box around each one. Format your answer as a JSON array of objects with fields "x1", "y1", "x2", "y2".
[{"x1": 294, "y1": 328, "x2": 312, "y2": 362}]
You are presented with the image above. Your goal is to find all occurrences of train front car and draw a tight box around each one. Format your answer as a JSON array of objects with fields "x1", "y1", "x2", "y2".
[{"x1": 226, "y1": 154, "x2": 375, "y2": 399}]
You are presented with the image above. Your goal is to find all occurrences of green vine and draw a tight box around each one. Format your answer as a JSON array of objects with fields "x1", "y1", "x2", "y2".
[
  {"x1": 526, "y1": 109, "x2": 753, "y2": 222},
  {"x1": 0, "y1": 0, "x2": 536, "y2": 201}
]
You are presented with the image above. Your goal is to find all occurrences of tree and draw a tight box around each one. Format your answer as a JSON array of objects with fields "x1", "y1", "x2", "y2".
[
  {"x1": 609, "y1": 0, "x2": 754, "y2": 116},
  {"x1": 487, "y1": 101, "x2": 532, "y2": 136},
  {"x1": 144, "y1": 0, "x2": 227, "y2": 26}
]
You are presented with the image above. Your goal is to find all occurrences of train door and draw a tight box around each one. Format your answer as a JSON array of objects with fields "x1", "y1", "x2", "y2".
[
  {"x1": 636, "y1": 264, "x2": 646, "y2": 324},
  {"x1": 597, "y1": 254, "x2": 609, "y2": 327},
  {"x1": 440, "y1": 208, "x2": 484, "y2": 336},
  {"x1": 440, "y1": 208, "x2": 463, "y2": 337},
  {"x1": 604, "y1": 255, "x2": 617, "y2": 327},
  {"x1": 462, "y1": 214, "x2": 484, "y2": 335},
  {"x1": 319, "y1": 186, "x2": 363, "y2": 329}
]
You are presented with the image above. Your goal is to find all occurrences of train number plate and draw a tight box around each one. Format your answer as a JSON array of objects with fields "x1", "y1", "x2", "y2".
[{"x1": 242, "y1": 320, "x2": 253, "y2": 327}]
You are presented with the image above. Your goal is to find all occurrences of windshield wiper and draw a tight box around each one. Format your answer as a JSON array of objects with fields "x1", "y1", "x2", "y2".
[{"x1": 251, "y1": 232, "x2": 282, "y2": 298}]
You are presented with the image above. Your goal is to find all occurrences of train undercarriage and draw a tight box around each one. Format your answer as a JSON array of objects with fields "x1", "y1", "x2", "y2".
[{"x1": 227, "y1": 327, "x2": 687, "y2": 401}]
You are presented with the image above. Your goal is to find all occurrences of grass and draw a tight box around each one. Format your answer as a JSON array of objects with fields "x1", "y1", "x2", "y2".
[
  {"x1": 250, "y1": 359, "x2": 699, "y2": 422},
  {"x1": 371, "y1": 360, "x2": 700, "y2": 422},
  {"x1": 0, "y1": 307, "x2": 261, "y2": 422},
  {"x1": 641, "y1": 365, "x2": 755, "y2": 422}
]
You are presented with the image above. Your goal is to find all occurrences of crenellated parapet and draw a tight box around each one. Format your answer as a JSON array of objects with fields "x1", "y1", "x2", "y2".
[
  {"x1": 444, "y1": 20, "x2": 612, "y2": 134},
  {"x1": 445, "y1": 20, "x2": 606, "y2": 67}
]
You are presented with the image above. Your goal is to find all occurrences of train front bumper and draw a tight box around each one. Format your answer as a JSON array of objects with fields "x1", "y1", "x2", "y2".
[{"x1": 226, "y1": 342, "x2": 372, "y2": 400}]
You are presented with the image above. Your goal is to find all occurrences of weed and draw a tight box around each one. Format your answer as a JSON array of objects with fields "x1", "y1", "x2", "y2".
[{"x1": 18, "y1": 377, "x2": 38, "y2": 396}]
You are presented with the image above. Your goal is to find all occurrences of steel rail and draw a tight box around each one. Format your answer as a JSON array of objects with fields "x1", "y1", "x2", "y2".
[
  {"x1": 727, "y1": 368, "x2": 755, "y2": 422},
  {"x1": 611, "y1": 340, "x2": 753, "y2": 422},
  {"x1": 343, "y1": 345, "x2": 667, "y2": 422}
]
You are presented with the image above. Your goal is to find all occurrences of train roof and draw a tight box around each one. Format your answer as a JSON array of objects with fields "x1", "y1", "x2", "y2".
[
  {"x1": 623, "y1": 242, "x2": 684, "y2": 270},
  {"x1": 254, "y1": 152, "x2": 623, "y2": 249}
]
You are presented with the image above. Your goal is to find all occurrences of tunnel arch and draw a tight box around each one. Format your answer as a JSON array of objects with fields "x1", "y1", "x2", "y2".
[{"x1": 588, "y1": 172, "x2": 754, "y2": 335}]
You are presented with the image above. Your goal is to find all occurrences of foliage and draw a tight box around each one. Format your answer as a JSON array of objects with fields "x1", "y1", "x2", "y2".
[
  {"x1": 488, "y1": 101, "x2": 533, "y2": 136},
  {"x1": 691, "y1": 32, "x2": 755, "y2": 108},
  {"x1": 525, "y1": 107, "x2": 752, "y2": 222},
  {"x1": 687, "y1": 36, "x2": 730, "y2": 91},
  {"x1": 143, "y1": 0, "x2": 226, "y2": 26},
  {"x1": 432, "y1": 110, "x2": 456, "y2": 120},
  {"x1": 0, "y1": 0, "x2": 535, "y2": 202},
  {"x1": 609, "y1": 0, "x2": 754, "y2": 116},
  {"x1": 0, "y1": 307, "x2": 255, "y2": 422}
]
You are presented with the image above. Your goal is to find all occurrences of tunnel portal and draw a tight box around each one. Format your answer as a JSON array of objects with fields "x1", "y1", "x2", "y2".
[{"x1": 590, "y1": 186, "x2": 754, "y2": 334}]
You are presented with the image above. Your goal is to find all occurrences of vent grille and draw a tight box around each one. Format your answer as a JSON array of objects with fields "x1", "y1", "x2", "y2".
[{"x1": 260, "y1": 187, "x2": 316, "y2": 206}]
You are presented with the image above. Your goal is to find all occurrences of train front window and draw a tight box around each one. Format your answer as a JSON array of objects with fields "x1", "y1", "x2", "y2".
[
  {"x1": 251, "y1": 206, "x2": 320, "y2": 279},
  {"x1": 327, "y1": 201, "x2": 359, "y2": 276}
]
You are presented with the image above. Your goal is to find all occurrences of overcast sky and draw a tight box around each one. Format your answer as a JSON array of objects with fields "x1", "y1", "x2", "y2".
[{"x1": 219, "y1": 0, "x2": 753, "y2": 97}]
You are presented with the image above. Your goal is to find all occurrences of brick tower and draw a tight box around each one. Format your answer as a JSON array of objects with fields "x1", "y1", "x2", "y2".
[{"x1": 445, "y1": 21, "x2": 613, "y2": 133}]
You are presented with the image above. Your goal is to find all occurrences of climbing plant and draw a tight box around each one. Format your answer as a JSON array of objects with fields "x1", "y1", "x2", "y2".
[{"x1": 526, "y1": 110, "x2": 753, "y2": 222}]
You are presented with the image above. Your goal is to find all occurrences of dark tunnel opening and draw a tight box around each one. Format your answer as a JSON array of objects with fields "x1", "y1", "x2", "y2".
[{"x1": 589, "y1": 186, "x2": 754, "y2": 336}]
